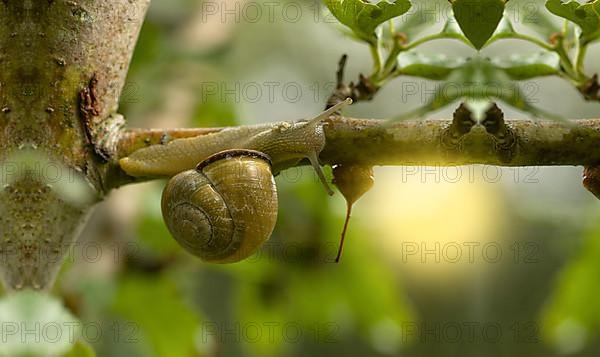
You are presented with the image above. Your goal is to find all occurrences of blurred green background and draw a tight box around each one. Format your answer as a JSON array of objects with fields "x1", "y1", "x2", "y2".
[{"x1": 49, "y1": 0, "x2": 600, "y2": 356}]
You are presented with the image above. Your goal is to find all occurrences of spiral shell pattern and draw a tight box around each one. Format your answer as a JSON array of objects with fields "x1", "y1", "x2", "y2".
[{"x1": 161, "y1": 150, "x2": 278, "y2": 263}]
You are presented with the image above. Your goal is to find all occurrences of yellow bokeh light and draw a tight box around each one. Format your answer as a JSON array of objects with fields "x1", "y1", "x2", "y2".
[{"x1": 358, "y1": 165, "x2": 507, "y2": 283}]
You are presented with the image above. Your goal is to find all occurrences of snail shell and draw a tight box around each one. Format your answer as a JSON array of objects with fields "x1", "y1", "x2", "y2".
[{"x1": 161, "y1": 149, "x2": 278, "y2": 263}]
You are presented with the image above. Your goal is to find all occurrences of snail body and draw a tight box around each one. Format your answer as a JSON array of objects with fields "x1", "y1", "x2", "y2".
[{"x1": 119, "y1": 99, "x2": 352, "y2": 193}]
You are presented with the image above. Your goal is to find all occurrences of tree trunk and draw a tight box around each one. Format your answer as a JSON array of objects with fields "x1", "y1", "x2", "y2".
[{"x1": 0, "y1": 0, "x2": 149, "y2": 290}]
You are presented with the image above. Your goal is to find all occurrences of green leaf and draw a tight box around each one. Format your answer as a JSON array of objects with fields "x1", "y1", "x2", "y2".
[
  {"x1": 324, "y1": 0, "x2": 412, "y2": 43},
  {"x1": 397, "y1": 52, "x2": 466, "y2": 80},
  {"x1": 112, "y1": 274, "x2": 204, "y2": 357},
  {"x1": 391, "y1": 57, "x2": 563, "y2": 121},
  {"x1": 440, "y1": 16, "x2": 474, "y2": 46},
  {"x1": 492, "y1": 52, "x2": 560, "y2": 80},
  {"x1": 546, "y1": 0, "x2": 600, "y2": 44},
  {"x1": 451, "y1": 0, "x2": 507, "y2": 49},
  {"x1": 0, "y1": 291, "x2": 81, "y2": 357}
]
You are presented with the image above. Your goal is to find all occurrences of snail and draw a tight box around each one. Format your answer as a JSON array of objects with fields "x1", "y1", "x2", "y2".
[
  {"x1": 121, "y1": 99, "x2": 352, "y2": 262},
  {"x1": 161, "y1": 149, "x2": 277, "y2": 263}
]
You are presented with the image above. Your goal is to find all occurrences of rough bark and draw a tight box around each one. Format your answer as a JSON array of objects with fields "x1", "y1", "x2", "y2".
[{"x1": 319, "y1": 117, "x2": 600, "y2": 167}]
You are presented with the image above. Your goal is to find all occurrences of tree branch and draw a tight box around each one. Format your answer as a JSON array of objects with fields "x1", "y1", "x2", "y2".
[
  {"x1": 110, "y1": 117, "x2": 600, "y2": 189},
  {"x1": 320, "y1": 117, "x2": 600, "y2": 166}
]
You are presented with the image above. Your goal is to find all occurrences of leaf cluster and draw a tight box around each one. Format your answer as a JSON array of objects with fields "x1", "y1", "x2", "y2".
[{"x1": 324, "y1": 0, "x2": 600, "y2": 119}]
